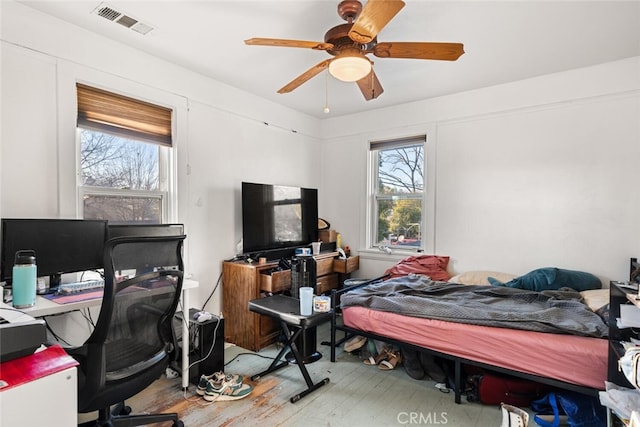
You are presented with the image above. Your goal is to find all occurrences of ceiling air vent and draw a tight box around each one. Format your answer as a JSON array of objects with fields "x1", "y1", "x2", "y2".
[
  {"x1": 115, "y1": 14, "x2": 138, "y2": 28},
  {"x1": 93, "y1": 3, "x2": 154, "y2": 35},
  {"x1": 95, "y1": 5, "x2": 122, "y2": 21}
]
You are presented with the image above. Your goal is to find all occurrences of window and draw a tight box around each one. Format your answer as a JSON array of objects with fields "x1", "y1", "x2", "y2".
[
  {"x1": 76, "y1": 83, "x2": 173, "y2": 223},
  {"x1": 369, "y1": 135, "x2": 425, "y2": 251}
]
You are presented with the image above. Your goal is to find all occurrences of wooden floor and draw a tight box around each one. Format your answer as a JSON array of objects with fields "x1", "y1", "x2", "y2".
[{"x1": 119, "y1": 324, "x2": 512, "y2": 426}]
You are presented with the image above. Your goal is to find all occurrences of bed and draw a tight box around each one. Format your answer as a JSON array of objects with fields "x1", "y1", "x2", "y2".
[{"x1": 329, "y1": 259, "x2": 609, "y2": 404}]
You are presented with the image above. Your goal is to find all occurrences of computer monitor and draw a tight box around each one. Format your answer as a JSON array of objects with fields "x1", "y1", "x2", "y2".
[
  {"x1": 1, "y1": 218, "x2": 108, "y2": 288},
  {"x1": 106, "y1": 224, "x2": 185, "y2": 274},
  {"x1": 107, "y1": 223, "x2": 185, "y2": 240}
]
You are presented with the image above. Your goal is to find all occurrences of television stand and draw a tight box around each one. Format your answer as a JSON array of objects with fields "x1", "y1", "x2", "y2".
[{"x1": 222, "y1": 251, "x2": 352, "y2": 352}]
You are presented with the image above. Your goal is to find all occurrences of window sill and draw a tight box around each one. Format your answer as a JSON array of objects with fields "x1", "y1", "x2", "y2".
[{"x1": 358, "y1": 247, "x2": 421, "y2": 262}]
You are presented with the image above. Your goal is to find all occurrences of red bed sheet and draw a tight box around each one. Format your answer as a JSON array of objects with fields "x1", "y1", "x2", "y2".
[{"x1": 342, "y1": 306, "x2": 607, "y2": 390}]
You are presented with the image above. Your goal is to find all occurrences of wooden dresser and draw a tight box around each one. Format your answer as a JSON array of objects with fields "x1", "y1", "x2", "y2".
[{"x1": 222, "y1": 252, "x2": 359, "y2": 351}]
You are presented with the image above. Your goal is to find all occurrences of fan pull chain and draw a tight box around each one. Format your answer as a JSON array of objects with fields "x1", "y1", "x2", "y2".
[
  {"x1": 369, "y1": 67, "x2": 377, "y2": 99},
  {"x1": 369, "y1": 70, "x2": 374, "y2": 98},
  {"x1": 323, "y1": 70, "x2": 330, "y2": 114}
]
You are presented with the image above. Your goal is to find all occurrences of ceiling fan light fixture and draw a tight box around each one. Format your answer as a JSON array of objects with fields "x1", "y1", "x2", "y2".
[{"x1": 329, "y1": 54, "x2": 371, "y2": 82}]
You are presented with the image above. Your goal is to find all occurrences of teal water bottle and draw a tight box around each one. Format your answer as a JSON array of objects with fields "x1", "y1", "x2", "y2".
[{"x1": 12, "y1": 250, "x2": 37, "y2": 308}]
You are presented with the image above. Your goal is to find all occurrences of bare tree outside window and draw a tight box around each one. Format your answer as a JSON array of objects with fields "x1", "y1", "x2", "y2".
[
  {"x1": 80, "y1": 129, "x2": 164, "y2": 223},
  {"x1": 378, "y1": 145, "x2": 424, "y2": 193},
  {"x1": 372, "y1": 140, "x2": 424, "y2": 250}
]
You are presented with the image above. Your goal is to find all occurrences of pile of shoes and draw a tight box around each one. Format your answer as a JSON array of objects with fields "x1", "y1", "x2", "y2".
[
  {"x1": 363, "y1": 344, "x2": 402, "y2": 371},
  {"x1": 401, "y1": 346, "x2": 451, "y2": 392},
  {"x1": 196, "y1": 371, "x2": 253, "y2": 402},
  {"x1": 344, "y1": 336, "x2": 402, "y2": 370},
  {"x1": 344, "y1": 335, "x2": 367, "y2": 353}
]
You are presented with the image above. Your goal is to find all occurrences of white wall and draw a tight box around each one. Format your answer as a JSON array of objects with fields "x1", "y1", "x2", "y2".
[
  {"x1": 2, "y1": 0, "x2": 639, "y2": 327},
  {"x1": 1, "y1": 45, "x2": 59, "y2": 216},
  {"x1": 320, "y1": 57, "x2": 640, "y2": 283},
  {"x1": 0, "y1": 1, "x2": 322, "y2": 323}
]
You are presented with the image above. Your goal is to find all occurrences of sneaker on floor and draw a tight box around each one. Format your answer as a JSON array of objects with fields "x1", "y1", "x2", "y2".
[
  {"x1": 203, "y1": 377, "x2": 253, "y2": 402},
  {"x1": 196, "y1": 372, "x2": 244, "y2": 396},
  {"x1": 435, "y1": 382, "x2": 451, "y2": 393}
]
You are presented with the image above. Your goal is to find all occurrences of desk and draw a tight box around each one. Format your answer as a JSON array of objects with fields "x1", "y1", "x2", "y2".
[
  {"x1": 0, "y1": 345, "x2": 78, "y2": 426},
  {"x1": 0, "y1": 278, "x2": 199, "y2": 390},
  {"x1": 248, "y1": 294, "x2": 331, "y2": 403}
]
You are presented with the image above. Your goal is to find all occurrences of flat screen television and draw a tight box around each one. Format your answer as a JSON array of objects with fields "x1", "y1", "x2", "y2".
[
  {"x1": 107, "y1": 223, "x2": 185, "y2": 240},
  {"x1": 242, "y1": 182, "x2": 318, "y2": 257},
  {"x1": 1, "y1": 218, "x2": 108, "y2": 287}
]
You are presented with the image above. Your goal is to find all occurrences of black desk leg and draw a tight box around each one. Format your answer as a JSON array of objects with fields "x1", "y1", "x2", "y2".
[
  {"x1": 282, "y1": 322, "x2": 330, "y2": 403},
  {"x1": 251, "y1": 321, "x2": 329, "y2": 403},
  {"x1": 250, "y1": 325, "x2": 298, "y2": 382}
]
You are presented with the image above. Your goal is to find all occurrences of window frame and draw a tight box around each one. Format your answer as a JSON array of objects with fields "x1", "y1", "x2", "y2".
[
  {"x1": 77, "y1": 136, "x2": 171, "y2": 223},
  {"x1": 366, "y1": 133, "x2": 433, "y2": 255},
  {"x1": 74, "y1": 82, "x2": 177, "y2": 223}
]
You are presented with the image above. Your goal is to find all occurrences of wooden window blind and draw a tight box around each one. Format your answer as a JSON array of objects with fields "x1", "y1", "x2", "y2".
[
  {"x1": 76, "y1": 83, "x2": 173, "y2": 146},
  {"x1": 369, "y1": 135, "x2": 425, "y2": 151}
]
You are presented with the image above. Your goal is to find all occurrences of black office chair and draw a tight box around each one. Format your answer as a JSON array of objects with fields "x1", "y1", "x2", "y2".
[{"x1": 68, "y1": 235, "x2": 186, "y2": 427}]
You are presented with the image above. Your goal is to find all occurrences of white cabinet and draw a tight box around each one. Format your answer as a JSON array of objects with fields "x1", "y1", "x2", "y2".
[{"x1": 1, "y1": 366, "x2": 77, "y2": 427}]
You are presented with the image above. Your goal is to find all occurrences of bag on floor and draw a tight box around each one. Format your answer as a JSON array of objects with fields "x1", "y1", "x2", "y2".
[
  {"x1": 531, "y1": 391, "x2": 606, "y2": 427},
  {"x1": 467, "y1": 371, "x2": 550, "y2": 406}
]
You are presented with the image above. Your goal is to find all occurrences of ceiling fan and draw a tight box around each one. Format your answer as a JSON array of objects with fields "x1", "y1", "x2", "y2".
[{"x1": 245, "y1": 0, "x2": 464, "y2": 101}]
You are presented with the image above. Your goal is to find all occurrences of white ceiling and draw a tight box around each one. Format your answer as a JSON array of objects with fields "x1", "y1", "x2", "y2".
[{"x1": 17, "y1": 1, "x2": 640, "y2": 119}]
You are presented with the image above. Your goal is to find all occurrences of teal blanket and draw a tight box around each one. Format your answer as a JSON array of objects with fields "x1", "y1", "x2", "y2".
[{"x1": 487, "y1": 267, "x2": 601, "y2": 292}]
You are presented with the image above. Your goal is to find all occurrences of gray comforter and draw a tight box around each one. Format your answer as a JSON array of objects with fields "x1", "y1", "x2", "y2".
[{"x1": 340, "y1": 274, "x2": 608, "y2": 337}]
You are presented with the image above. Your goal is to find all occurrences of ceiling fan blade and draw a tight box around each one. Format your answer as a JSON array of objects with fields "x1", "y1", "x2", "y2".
[
  {"x1": 356, "y1": 69, "x2": 384, "y2": 101},
  {"x1": 278, "y1": 59, "x2": 332, "y2": 94},
  {"x1": 245, "y1": 37, "x2": 333, "y2": 51},
  {"x1": 349, "y1": 0, "x2": 406, "y2": 44},
  {"x1": 373, "y1": 42, "x2": 465, "y2": 61}
]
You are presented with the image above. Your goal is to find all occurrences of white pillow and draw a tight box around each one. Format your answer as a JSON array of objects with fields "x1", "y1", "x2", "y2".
[
  {"x1": 448, "y1": 271, "x2": 517, "y2": 286},
  {"x1": 580, "y1": 288, "x2": 609, "y2": 311}
]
